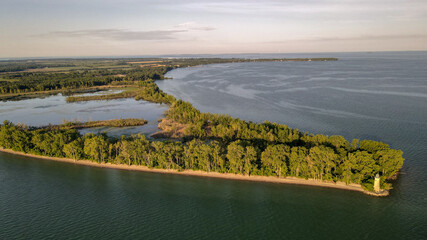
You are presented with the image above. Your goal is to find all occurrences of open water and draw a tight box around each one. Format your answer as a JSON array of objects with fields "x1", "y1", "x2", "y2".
[{"x1": 1, "y1": 52, "x2": 426, "y2": 239}]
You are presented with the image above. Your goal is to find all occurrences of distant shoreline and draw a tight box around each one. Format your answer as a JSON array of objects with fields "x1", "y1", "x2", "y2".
[{"x1": 0, "y1": 147, "x2": 388, "y2": 196}]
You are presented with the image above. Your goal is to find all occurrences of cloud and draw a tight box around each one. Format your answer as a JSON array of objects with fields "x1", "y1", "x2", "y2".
[
  {"x1": 161, "y1": 0, "x2": 427, "y2": 23},
  {"x1": 37, "y1": 22, "x2": 216, "y2": 42},
  {"x1": 265, "y1": 34, "x2": 427, "y2": 44},
  {"x1": 40, "y1": 28, "x2": 187, "y2": 41},
  {"x1": 314, "y1": 34, "x2": 427, "y2": 42},
  {"x1": 174, "y1": 22, "x2": 216, "y2": 31},
  {"x1": 166, "y1": 0, "x2": 427, "y2": 13}
]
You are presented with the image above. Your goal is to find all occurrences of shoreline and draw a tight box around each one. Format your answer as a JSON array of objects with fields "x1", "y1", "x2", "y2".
[
  {"x1": 0, "y1": 84, "x2": 134, "y2": 101},
  {"x1": 0, "y1": 147, "x2": 387, "y2": 196}
]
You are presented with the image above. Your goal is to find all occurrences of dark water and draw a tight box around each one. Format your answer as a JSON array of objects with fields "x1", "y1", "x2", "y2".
[{"x1": 1, "y1": 52, "x2": 426, "y2": 239}]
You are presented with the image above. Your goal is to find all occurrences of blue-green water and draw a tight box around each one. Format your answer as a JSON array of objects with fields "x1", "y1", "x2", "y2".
[
  {"x1": 0, "y1": 152, "x2": 419, "y2": 239},
  {"x1": 1, "y1": 52, "x2": 426, "y2": 239}
]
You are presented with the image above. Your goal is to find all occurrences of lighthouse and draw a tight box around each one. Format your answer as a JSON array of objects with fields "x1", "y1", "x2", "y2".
[{"x1": 374, "y1": 174, "x2": 381, "y2": 193}]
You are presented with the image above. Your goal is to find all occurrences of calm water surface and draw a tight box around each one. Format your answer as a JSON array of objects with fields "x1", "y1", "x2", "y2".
[
  {"x1": 0, "y1": 90, "x2": 169, "y2": 136},
  {"x1": 1, "y1": 52, "x2": 426, "y2": 239}
]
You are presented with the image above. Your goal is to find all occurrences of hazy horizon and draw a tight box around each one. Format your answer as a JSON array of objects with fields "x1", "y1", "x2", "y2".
[
  {"x1": 2, "y1": 50, "x2": 427, "y2": 61},
  {"x1": 1, "y1": 0, "x2": 427, "y2": 58}
]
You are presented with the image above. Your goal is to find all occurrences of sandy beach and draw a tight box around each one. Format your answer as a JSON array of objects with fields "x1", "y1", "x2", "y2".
[{"x1": 0, "y1": 147, "x2": 386, "y2": 195}]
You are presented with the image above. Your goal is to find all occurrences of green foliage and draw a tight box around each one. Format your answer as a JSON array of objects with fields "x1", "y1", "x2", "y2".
[
  {"x1": 360, "y1": 140, "x2": 390, "y2": 153},
  {"x1": 84, "y1": 134, "x2": 109, "y2": 163},
  {"x1": 63, "y1": 139, "x2": 84, "y2": 160},
  {"x1": 135, "y1": 80, "x2": 176, "y2": 104},
  {"x1": 347, "y1": 151, "x2": 377, "y2": 184},
  {"x1": 375, "y1": 149, "x2": 404, "y2": 178},
  {"x1": 160, "y1": 99, "x2": 404, "y2": 189},
  {"x1": 31, "y1": 129, "x2": 79, "y2": 157},
  {"x1": 0, "y1": 115, "x2": 404, "y2": 192},
  {"x1": 227, "y1": 141, "x2": 246, "y2": 174},
  {"x1": 288, "y1": 147, "x2": 308, "y2": 177},
  {"x1": 308, "y1": 146, "x2": 338, "y2": 181},
  {"x1": 261, "y1": 144, "x2": 289, "y2": 177},
  {"x1": 0, "y1": 64, "x2": 167, "y2": 97},
  {"x1": 243, "y1": 146, "x2": 257, "y2": 176}
]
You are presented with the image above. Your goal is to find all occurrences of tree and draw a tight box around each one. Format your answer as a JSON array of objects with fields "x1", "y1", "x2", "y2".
[
  {"x1": 261, "y1": 144, "x2": 289, "y2": 177},
  {"x1": 243, "y1": 146, "x2": 257, "y2": 176},
  {"x1": 210, "y1": 141, "x2": 225, "y2": 173},
  {"x1": 288, "y1": 147, "x2": 308, "y2": 177},
  {"x1": 184, "y1": 139, "x2": 204, "y2": 170},
  {"x1": 329, "y1": 135, "x2": 349, "y2": 150},
  {"x1": 10, "y1": 127, "x2": 31, "y2": 153},
  {"x1": 84, "y1": 134, "x2": 109, "y2": 163},
  {"x1": 375, "y1": 149, "x2": 404, "y2": 178},
  {"x1": 360, "y1": 140, "x2": 389, "y2": 153},
  {"x1": 0, "y1": 121, "x2": 13, "y2": 149},
  {"x1": 150, "y1": 141, "x2": 169, "y2": 168},
  {"x1": 348, "y1": 151, "x2": 378, "y2": 184},
  {"x1": 117, "y1": 138, "x2": 132, "y2": 165},
  {"x1": 308, "y1": 146, "x2": 338, "y2": 181},
  {"x1": 227, "y1": 141, "x2": 245, "y2": 174},
  {"x1": 130, "y1": 134, "x2": 151, "y2": 166},
  {"x1": 63, "y1": 139, "x2": 83, "y2": 161},
  {"x1": 350, "y1": 139, "x2": 360, "y2": 151},
  {"x1": 342, "y1": 153, "x2": 356, "y2": 184}
]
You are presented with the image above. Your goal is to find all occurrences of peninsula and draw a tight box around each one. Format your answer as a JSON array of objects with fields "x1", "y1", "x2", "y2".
[{"x1": 0, "y1": 57, "x2": 403, "y2": 196}]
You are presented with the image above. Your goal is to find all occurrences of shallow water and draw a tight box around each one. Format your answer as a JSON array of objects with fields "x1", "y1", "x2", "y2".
[
  {"x1": 1, "y1": 52, "x2": 426, "y2": 239},
  {"x1": 0, "y1": 91, "x2": 168, "y2": 136}
]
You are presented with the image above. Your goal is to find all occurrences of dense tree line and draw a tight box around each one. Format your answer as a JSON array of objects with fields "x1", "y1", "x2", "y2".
[
  {"x1": 0, "y1": 61, "x2": 75, "y2": 72},
  {"x1": 0, "y1": 67, "x2": 167, "y2": 95},
  {"x1": 0, "y1": 106, "x2": 404, "y2": 192},
  {"x1": 164, "y1": 100, "x2": 405, "y2": 190}
]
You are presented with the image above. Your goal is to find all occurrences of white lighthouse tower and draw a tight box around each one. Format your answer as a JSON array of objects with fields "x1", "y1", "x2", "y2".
[{"x1": 374, "y1": 174, "x2": 381, "y2": 193}]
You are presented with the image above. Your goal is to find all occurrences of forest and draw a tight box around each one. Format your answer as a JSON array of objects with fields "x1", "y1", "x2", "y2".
[
  {"x1": 0, "y1": 57, "x2": 403, "y2": 193},
  {"x1": 0, "y1": 100, "x2": 404, "y2": 191}
]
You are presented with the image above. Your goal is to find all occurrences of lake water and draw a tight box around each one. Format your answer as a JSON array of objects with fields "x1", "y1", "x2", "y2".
[
  {"x1": 0, "y1": 90, "x2": 169, "y2": 136},
  {"x1": 1, "y1": 52, "x2": 426, "y2": 239}
]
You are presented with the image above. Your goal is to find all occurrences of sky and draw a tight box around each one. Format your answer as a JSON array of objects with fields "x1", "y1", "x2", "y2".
[{"x1": 1, "y1": 0, "x2": 427, "y2": 58}]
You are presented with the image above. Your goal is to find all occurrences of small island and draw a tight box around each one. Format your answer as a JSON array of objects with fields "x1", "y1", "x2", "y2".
[
  {"x1": 0, "y1": 58, "x2": 404, "y2": 196},
  {"x1": 36, "y1": 118, "x2": 148, "y2": 130}
]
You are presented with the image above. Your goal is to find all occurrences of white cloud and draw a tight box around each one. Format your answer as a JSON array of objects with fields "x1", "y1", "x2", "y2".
[
  {"x1": 174, "y1": 22, "x2": 216, "y2": 31},
  {"x1": 38, "y1": 28, "x2": 187, "y2": 41},
  {"x1": 264, "y1": 34, "x2": 427, "y2": 43},
  {"x1": 37, "y1": 21, "x2": 216, "y2": 42}
]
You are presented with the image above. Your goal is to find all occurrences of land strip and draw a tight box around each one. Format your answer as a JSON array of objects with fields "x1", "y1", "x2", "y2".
[
  {"x1": 0, "y1": 147, "x2": 381, "y2": 195},
  {"x1": 36, "y1": 118, "x2": 148, "y2": 131},
  {"x1": 0, "y1": 85, "x2": 134, "y2": 101}
]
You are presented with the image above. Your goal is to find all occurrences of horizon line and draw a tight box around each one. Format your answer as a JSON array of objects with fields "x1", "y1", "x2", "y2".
[{"x1": 1, "y1": 50, "x2": 426, "y2": 61}]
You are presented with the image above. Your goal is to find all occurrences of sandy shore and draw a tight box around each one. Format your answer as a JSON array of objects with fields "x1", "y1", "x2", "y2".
[{"x1": 0, "y1": 147, "x2": 387, "y2": 196}]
